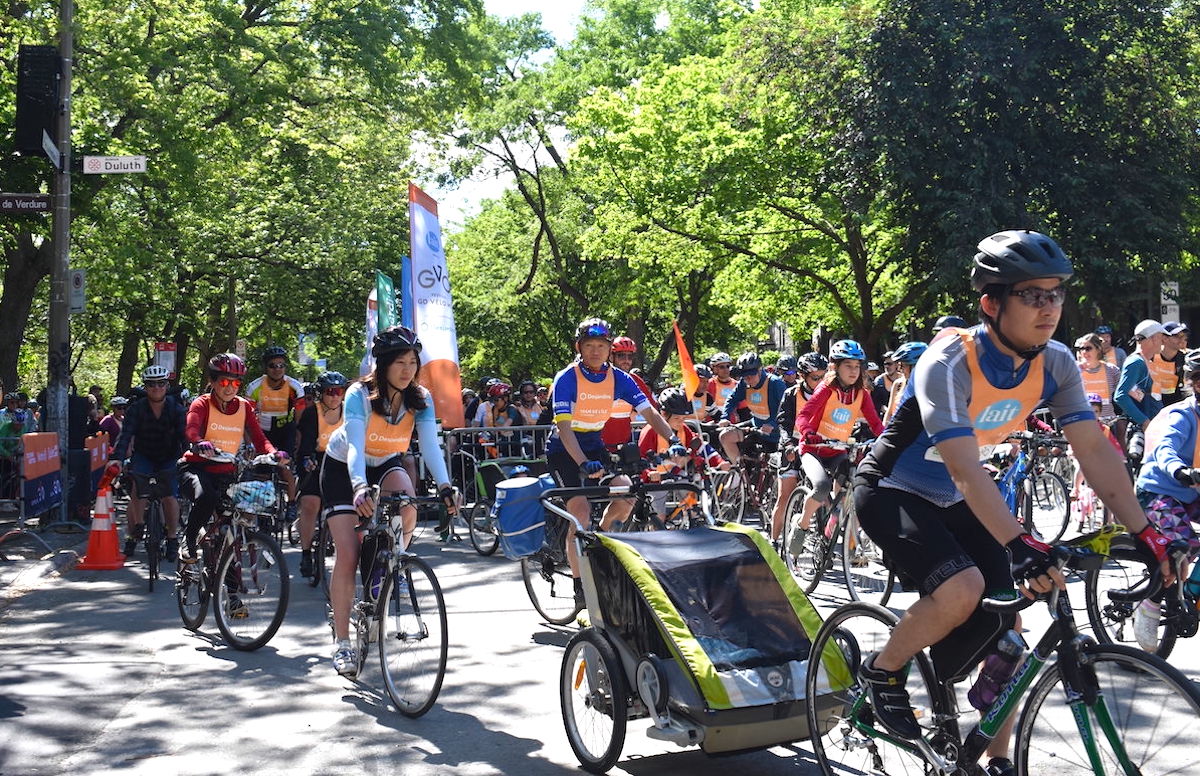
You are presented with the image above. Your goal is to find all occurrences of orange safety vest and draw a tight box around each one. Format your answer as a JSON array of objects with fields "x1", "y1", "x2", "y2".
[
  {"x1": 1103, "y1": 349, "x2": 1119, "y2": 367},
  {"x1": 960, "y1": 332, "x2": 1044, "y2": 447},
  {"x1": 711, "y1": 378, "x2": 738, "y2": 404},
  {"x1": 316, "y1": 407, "x2": 344, "y2": 453},
  {"x1": 257, "y1": 381, "x2": 294, "y2": 417},
  {"x1": 743, "y1": 379, "x2": 772, "y2": 421},
  {"x1": 364, "y1": 410, "x2": 414, "y2": 458},
  {"x1": 570, "y1": 364, "x2": 615, "y2": 430},
  {"x1": 1080, "y1": 364, "x2": 1112, "y2": 403},
  {"x1": 817, "y1": 384, "x2": 866, "y2": 442},
  {"x1": 515, "y1": 402, "x2": 541, "y2": 426},
  {"x1": 1151, "y1": 355, "x2": 1178, "y2": 397},
  {"x1": 791, "y1": 391, "x2": 809, "y2": 436},
  {"x1": 205, "y1": 400, "x2": 247, "y2": 455}
]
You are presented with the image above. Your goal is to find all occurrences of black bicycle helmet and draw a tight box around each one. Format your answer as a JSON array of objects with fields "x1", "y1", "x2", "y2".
[
  {"x1": 575, "y1": 317, "x2": 613, "y2": 342},
  {"x1": 694, "y1": 363, "x2": 713, "y2": 379},
  {"x1": 735, "y1": 352, "x2": 762, "y2": 375},
  {"x1": 657, "y1": 386, "x2": 693, "y2": 416},
  {"x1": 776, "y1": 354, "x2": 799, "y2": 372},
  {"x1": 372, "y1": 325, "x2": 422, "y2": 359},
  {"x1": 261, "y1": 345, "x2": 288, "y2": 365},
  {"x1": 798, "y1": 352, "x2": 829, "y2": 375},
  {"x1": 971, "y1": 230, "x2": 1074, "y2": 291},
  {"x1": 315, "y1": 371, "x2": 348, "y2": 394},
  {"x1": 933, "y1": 315, "x2": 968, "y2": 332}
]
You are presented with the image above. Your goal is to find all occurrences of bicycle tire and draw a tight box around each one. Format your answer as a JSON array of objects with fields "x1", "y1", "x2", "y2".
[
  {"x1": 1083, "y1": 534, "x2": 1177, "y2": 659},
  {"x1": 805, "y1": 602, "x2": 943, "y2": 776},
  {"x1": 561, "y1": 628, "x2": 628, "y2": 774},
  {"x1": 713, "y1": 468, "x2": 746, "y2": 524},
  {"x1": 378, "y1": 556, "x2": 448, "y2": 718},
  {"x1": 1015, "y1": 643, "x2": 1200, "y2": 776},
  {"x1": 145, "y1": 501, "x2": 163, "y2": 593},
  {"x1": 522, "y1": 550, "x2": 582, "y2": 625},
  {"x1": 1023, "y1": 470, "x2": 1070, "y2": 544},
  {"x1": 781, "y1": 482, "x2": 828, "y2": 593},
  {"x1": 840, "y1": 507, "x2": 894, "y2": 607},
  {"x1": 467, "y1": 498, "x2": 500, "y2": 556},
  {"x1": 214, "y1": 527, "x2": 290, "y2": 651},
  {"x1": 317, "y1": 522, "x2": 335, "y2": 598},
  {"x1": 175, "y1": 556, "x2": 209, "y2": 631}
]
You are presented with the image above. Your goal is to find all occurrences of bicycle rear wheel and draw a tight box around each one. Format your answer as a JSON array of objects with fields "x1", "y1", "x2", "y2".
[
  {"x1": 1084, "y1": 534, "x2": 1177, "y2": 659},
  {"x1": 1023, "y1": 471, "x2": 1070, "y2": 543},
  {"x1": 214, "y1": 528, "x2": 290, "y2": 651},
  {"x1": 467, "y1": 498, "x2": 500, "y2": 556},
  {"x1": 712, "y1": 468, "x2": 745, "y2": 524},
  {"x1": 145, "y1": 502, "x2": 163, "y2": 593},
  {"x1": 840, "y1": 509, "x2": 894, "y2": 607},
  {"x1": 781, "y1": 483, "x2": 827, "y2": 593},
  {"x1": 315, "y1": 520, "x2": 335, "y2": 597},
  {"x1": 1015, "y1": 643, "x2": 1200, "y2": 776},
  {"x1": 175, "y1": 557, "x2": 209, "y2": 630},
  {"x1": 378, "y1": 556, "x2": 448, "y2": 718},
  {"x1": 805, "y1": 602, "x2": 942, "y2": 776},
  {"x1": 521, "y1": 549, "x2": 582, "y2": 625}
]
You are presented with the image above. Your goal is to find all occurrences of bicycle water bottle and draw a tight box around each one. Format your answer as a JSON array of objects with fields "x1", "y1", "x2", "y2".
[{"x1": 967, "y1": 630, "x2": 1025, "y2": 711}]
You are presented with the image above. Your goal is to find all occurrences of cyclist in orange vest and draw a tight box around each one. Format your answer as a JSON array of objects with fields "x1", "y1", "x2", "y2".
[
  {"x1": 247, "y1": 346, "x2": 302, "y2": 518},
  {"x1": 772, "y1": 352, "x2": 829, "y2": 542},
  {"x1": 180, "y1": 353, "x2": 281, "y2": 563},
  {"x1": 601, "y1": 335, "x2": 659, "y2": 450},
  {"x1": 294, "y1": 371, "x2": 347, "y2": 579},
  {"x1": 852, "y1": 230, "x2": 1173, "y2": 772}
]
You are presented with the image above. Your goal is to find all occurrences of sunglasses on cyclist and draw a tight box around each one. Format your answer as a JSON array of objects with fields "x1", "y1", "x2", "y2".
[
  {"x1": 267, "y1": 362, "x2": 286, "y2": 369},
  {"x1": 806, "y1": 373, "x2": 824, "y2": 383},
  {"x1": 782, "y1": 370, "x2": 798, "y2": 376},
  {"x1": 323, "y1": 386, "x2": 346, "y2": 397},
  {"x1": 144, "y1": 380, "x2": 169, "y2": 388},
  {"x1": 215, "y1": 377, "x2": 242, "y2": 389},
  {"x1": 1009, "y1": 286, "x2": 1067, "y2": 309}
]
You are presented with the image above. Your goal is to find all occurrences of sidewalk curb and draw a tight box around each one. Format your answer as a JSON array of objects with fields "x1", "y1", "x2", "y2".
[{"x1": 0, "y1": 546, "x2": 84, "y2": 611}]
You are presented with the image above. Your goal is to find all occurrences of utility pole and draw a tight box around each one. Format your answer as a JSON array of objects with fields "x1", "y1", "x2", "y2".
[{"x1": 46, "y1": 0, "x2": 73, "y2": 523}]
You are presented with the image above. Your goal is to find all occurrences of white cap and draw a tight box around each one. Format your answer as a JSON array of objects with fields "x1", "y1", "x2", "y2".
[{"x1": 1134, "y1": 319, "x2": 1165, "y2": 339}]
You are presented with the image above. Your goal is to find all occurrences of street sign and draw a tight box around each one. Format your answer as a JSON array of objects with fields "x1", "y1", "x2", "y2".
[
  {"x1": 82, "y1": 155, "x2": 147, "y2": 174},
  {"x1": 1162, "y1": 281, "x2": 1180, "y2": 323},
  {"x1": 0, "y1": 193, "x2": 51, "y2": 214},
  {"x1": 153, "y1": 342, "x2": 177, "y2": 378},
  {"x1": 42, "y1": 130, "x2": 61, "y2": 170},
  {"x1": 234, "y1": 338, "x2": 247, "y2": 358},
  {"x1": 68, "y1": 268, "x2": 85, "y2": 314}
]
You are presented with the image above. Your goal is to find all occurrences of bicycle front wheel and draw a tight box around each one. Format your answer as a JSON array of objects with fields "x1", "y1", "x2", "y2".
[
  {"x1": 175, "y1": 557, "x2": 209, "y2": 630},
  {"x1": 1024, "y1": 471, "x2": 1070, "y2": 543},
  {"x1": 712, "y1": 468, "x2": 745, "y2": 524},
  {"x1": 467, "y1": 498, "x2": 500, "y2": 556},
  {"x1": 315, "y1": 521, "x2": 335, "y2": 597},
  {"x1": 214, "y1": 528, "x2": 290, "y2": 651},
  {"x1": 1016, "y1": 643, "x2": 1200, "y2": 776},
  {"x1": 145, "y1": 502, "x2": 163, "y2": 593},
  {"x1": 781, "y1": 483, "x2": 826, "y2": 593},
  {"x1": 840, "y1": 509, "x2": 894, "y2": 607},
  {"x1": 806, "y1": 602, "x2": 942, "y2": 776},
  {"x1": 378, "y1": 556, "x2": 448, "y2": 718},
  {"x1": 1084, "y1": 534, "x2": 1177, "y2": 659},
  {"x1": 521, "y1": 550, "x2": 582, "y2": 625}
]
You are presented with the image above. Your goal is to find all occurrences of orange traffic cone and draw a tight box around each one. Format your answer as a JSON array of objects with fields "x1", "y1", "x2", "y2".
[{"x1": 77, "y1": 486, "x2": 126, "y2": 570}]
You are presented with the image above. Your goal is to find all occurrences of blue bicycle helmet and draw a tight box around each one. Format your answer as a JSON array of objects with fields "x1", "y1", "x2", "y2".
[
  {"x1": 829, "y1": 340, "x2": 866, "y2": 362},
  {"x1": 892, "y1": 341, "x2": 928, "y2": 365}
]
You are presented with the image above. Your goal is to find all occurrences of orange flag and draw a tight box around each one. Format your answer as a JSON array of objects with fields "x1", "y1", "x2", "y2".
[{"x1": 673, "y1": 322, "x2": 702, "y2": 416}]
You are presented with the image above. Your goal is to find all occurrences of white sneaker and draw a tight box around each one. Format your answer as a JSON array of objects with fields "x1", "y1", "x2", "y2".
[
  {"x1": 1133, "y1": 600, "x2": 1161, "y2": 651},
  {"x1": 332, "y1": 640, "x2": 359, "y2": 678}
]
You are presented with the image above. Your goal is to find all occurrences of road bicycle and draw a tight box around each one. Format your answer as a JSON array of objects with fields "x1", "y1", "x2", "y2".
[
  {"x1": 806, "y1": 541, "x2": 1200, "y2": 776},
  {"x1": 1084, "y1": 529, "x2": 1197, "y2": 659},
  {"x1": 712, "y1": 424, "x2": 779, "y2": 526},
  {"x1": 127, "y1": 468, "x2": 176, "y2": 593},
  {"x1": 333, "y1": 491, "x2": 448, "y2": 717},
  {"x1": 780, "y1": 440, "x2": 894, "y2": 604},
  {"x1": 174, "y1": 452, "x2": 290, "y2": 651},
  {"x1": 995, "y1": 432, "x2": 1071, "y2": 544}
]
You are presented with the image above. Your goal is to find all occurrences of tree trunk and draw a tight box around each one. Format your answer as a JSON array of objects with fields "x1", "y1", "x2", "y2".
[
  {"x1": 116, "y1": 328, "x2": 141, "y2": 396},
  {"x1": 0, "y1": 235, "x2": 52, "y2": 393}
]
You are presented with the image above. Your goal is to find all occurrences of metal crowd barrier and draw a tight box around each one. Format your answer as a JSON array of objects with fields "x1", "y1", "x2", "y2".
[{"x1": 0, "y1": 435, "x2": 54, "y2": 557}]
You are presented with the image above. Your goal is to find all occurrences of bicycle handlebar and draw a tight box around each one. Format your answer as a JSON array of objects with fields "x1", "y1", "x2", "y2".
[
  {"x1": 981, "y1": 546, "x2": 1102, "y2": 614},
  {"x1": 1105, "y1": 538, "x2": 1191, "y2": 604}
]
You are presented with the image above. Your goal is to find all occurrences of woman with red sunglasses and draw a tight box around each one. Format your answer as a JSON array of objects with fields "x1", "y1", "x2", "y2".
[
  {"x1": 180, "y1": 353, "x2": 281, "y2": 561},
  {"x1": 294, "y1": 370, "x2": 348, "y2": 578}
]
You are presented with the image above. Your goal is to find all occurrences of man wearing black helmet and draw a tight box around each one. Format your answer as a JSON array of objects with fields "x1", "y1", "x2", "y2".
[
  {"x1": 932, "y1": 314, "x2": 968, "y2": 335},
  {"x1": 853, "y1": 230, "x2": 1173, "y2": 774},
  {"x1": 716, "y1": 352, "x2": 786, "y2": 466}
]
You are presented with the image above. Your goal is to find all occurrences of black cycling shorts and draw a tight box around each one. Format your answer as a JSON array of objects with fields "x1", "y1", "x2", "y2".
[
  {"x1": 298, "y1": 453, "x2": 325, "y2": 498},
  {"x1": 547, "y1": 448, "x2": 609, "y2": 489},
  {"x1": 853, "y1": 479, "x2": 1012, "y2": 598},
  {"x1": 320, "y1": 454, "x2": 407, "y2": 517}
]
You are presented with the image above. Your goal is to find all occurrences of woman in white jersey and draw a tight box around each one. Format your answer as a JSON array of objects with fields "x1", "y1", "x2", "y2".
[{"x1": 320, "y1": 325, "x2": 455, "y2": 677}]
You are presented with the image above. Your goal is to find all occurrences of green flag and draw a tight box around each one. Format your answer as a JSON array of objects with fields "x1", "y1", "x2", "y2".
[{"x1": 376, "y1": 270, "x2": 396, "y2": 330}]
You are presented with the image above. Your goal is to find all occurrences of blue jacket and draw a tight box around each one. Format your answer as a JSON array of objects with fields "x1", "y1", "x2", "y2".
[
  {"x1": 1114, "y1": 352, "x2": 1161, "y2": 426},
  {"x1": 1136, "y1": 397, "x2": 1200, "y2": 504}
]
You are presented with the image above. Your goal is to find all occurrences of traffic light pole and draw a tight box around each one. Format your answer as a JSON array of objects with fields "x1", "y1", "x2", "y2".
[{"x1": 46, "y1": 0, "x2": 72, "y2": 525}]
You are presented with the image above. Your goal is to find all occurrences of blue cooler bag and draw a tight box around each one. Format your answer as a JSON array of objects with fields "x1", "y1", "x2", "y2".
[{"x1": 494, "y1": 474, "x2": 554, "y2": 559}]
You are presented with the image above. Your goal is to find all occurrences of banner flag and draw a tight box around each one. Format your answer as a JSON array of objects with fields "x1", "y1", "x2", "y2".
[
  {"x1": 400, "y1": 254, "x2": 414, "y2": 328},
  {"x1": 408, "y1": 183, "x2": 465, "y2": 428},
  {"x1": 376, "y1": 270, "x2": 396, "y2": 330},
  {"x1": 674, "y1": 322, "x2": 703, "y2": 418},
  {"x1": 360, "y1": 287, "x2": 379, "y2": 377},
  {"x1": 22, "y1": 432, "x2": 63, "y2": 514}
]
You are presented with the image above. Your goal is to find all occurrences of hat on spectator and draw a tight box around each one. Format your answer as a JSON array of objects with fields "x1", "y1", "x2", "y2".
[
  {"x1": 1134, "y1": 320, "x2": 1165, "y2": 339},
  {"x1": 1162, "y1": 321, "x2": 1189, "y2": 336},
  {"x1": 1094, "y1": 325, "x2": 1113, "y2": 335}
]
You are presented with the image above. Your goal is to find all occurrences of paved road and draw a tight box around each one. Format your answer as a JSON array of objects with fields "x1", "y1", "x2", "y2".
[{"x1": 1, "y1": 518, "x2": 1197, "y2": 776}]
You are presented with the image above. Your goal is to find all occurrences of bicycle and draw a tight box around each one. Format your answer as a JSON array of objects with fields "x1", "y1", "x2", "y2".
[
  {"x1": 805, "y1": 541, "x2": 1200, "y2": 776},
  {"x1": 994, "y1": 432, "x2": 1071, "y2": 544},
  {"x1": 1084, "y1": 529, "x2": 1197, "y2": 659},
  {"x1": 174, "y1": 452, "x2": 290, "y2": 651},
  {"x1": 780, "y1": 440, "x2": 895, "y2": 605},
  {"x1": 332, "y1": 491, "x2": 448, "y2": 717},
  {"x1": 127, "y1": 468, "x2": 176, "y2": 593},
  {"x1": 712, "y1": 424, "x2": 779, "y2": 526}
]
